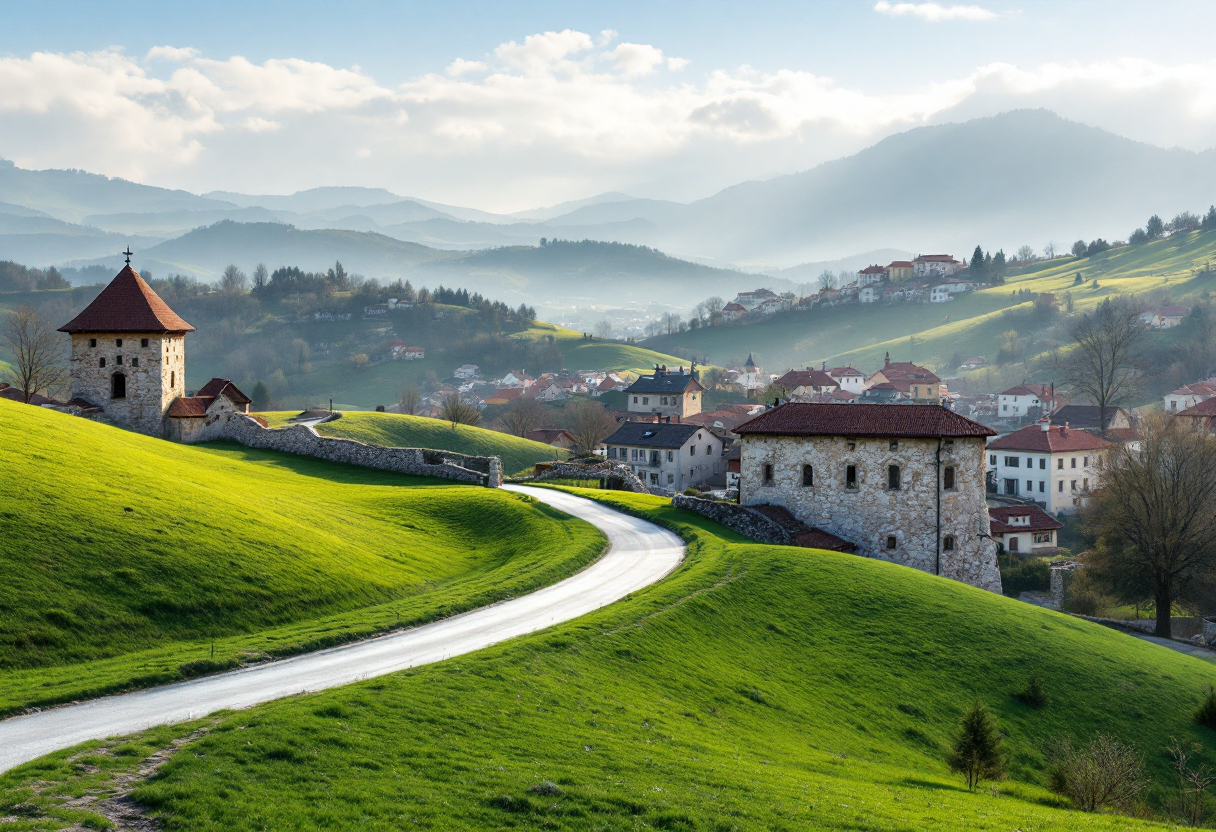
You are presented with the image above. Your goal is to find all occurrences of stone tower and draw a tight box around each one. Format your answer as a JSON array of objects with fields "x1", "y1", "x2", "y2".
[{"x1": 59, "y1": 264, "x2": 195, "y2": 436}]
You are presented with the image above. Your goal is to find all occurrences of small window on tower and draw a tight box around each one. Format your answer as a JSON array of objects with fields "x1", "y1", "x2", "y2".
[
  {"x1": 99, "y1": 357, "x2": 106, "y2": 368},
  {"x1": 763, "y1": 463, "x2": 774, "y2": 485},
  {"x1": 886, "y1": 535, "x2": 898, "y2": 550},
  {"x1": 131, "y1": 357, "x2": 139, "y2": 367},
  {"x1": 888, "y1": 465, "x2": 901, "y2": 490},
  {"x1": 116, "y1": 338, "x2": 122, "y2": 347},
  {"x1": 889, "y1": 439, "x2": 899, "y2": 451},
  {"x1": 171, "y1": 371, "x2": 175, "y2": 388},
  {"x1": 116, "y1": 355, "x2": 122, "y2": 365},
  {"x1": 802, "y1": 464, "x2": 814, "y2": 487},
  {"x1": 943, "y1": 535, "x2": 955, "y2": 551},
  {"x1": 141, "y1": 338, "x2": 149, "y2": 348},
  {"x1": 89, "y1": 338, "x2": 97, "y2": 348},
  {"x1": 943, "y1": 466, "x2": 955, "y2": 490}
]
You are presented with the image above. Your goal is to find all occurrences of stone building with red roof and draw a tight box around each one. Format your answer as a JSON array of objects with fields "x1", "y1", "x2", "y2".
[
  {"x1": 59, "y1": 263, "x2": 251, "y2": 439},
  {"x1": 733, "y1": 402, "x2": 1000, "y2": 591}
]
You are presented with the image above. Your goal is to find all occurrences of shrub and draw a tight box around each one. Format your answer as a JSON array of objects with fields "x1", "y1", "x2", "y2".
[
  {"x1": 1195, "y1": 686, "x2": 1216, "y2": 731},
  {"x1": 1000, "y1": 559, "x2": 1050, "y2": 597},
  {"x1": 1015, "y1": 674, "x2": 1050, "y2": 708},
  {"x1": 1066, "y1": 590, "x2": 1106, "y2": 617},
  {"x1": 1048, "y1": 733, "x2": 1145, "y2": 812},
  {"x1": 946, "y1": 700, "x2": 1006, "y2": 790},
  {"x1": 682, "y1": 487, "x2": 701, "y2": 496},
  {"x1": 530, "y1": 781, "x2": 562, "y2": 796}
]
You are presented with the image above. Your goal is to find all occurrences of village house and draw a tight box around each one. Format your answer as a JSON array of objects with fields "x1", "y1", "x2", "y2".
[
  {"x1": 401, "y1": 345, "x2": 424, "y2": 360},
  {"x1": 498, "y1": 370, "x2": 534, "y2": 388},
  {"x1": 526, "y1": 428, "x2": 577, "y2": 450},
  {"x1": 827, "y1": 366, "x2": 867, "y2": 394},
  {"x1": 772, "y1": 368, "x2": 840, "y2": 400},
  {"x1": 986, "y1": 419, "x2": 1113, "y2": 512},
  {"x1": 859, "y1": 286, "x2": 882, "y2": 303},
  {"x1": 1139, "y1": 305, "x2": 1190, "y2": 329},
  {"x1": 858, "y1": 265, "x2": 887, "y2": 285},
  {"x1": 624, "y1": 365, "x2": 704, "y2": 418},
  {"x1": 1049, "y1": 404, "x2": 1131, "y2": 432},
  {"x1": 1165, "y1": 378, "x2": 1216, "y2": 412},
  {"x1": 912, "y1": 254, "x2": 963, "y2": 279},
  {"x1": 733, "y1": 403, "x2": 1001, "y2": 592},
  {"x1": 998, "y1": 384, "x2": 1054, "y2": 419},
  {"x1": 929, "y1": 285, "x2": 953, "y2": 303},
  {"x1": 721, "y1": 302, "x2": 747, "y2": 322},
  {"x1": 1176, "y1": 397, "x2": 1216, "y2": 430},
  {"x1": 731, "y1": 288, "x2": 780, "y2": 311},
  {"x1": 987, "y1": 505, "x2": 1062, "y2": 555},
  {"x1": 958, "y1": 356, "x2": 987, "y2": 370},
  {"x1": 866, "y1": 354, "x2": 941, "y2": 403},
  {"x1": 604, "y1": 420, "x2": 724, "y2": 491},
  {"x1": 454, "y1": 364, "x2": 480, "y2": 380},
  {"x1": 886, "y1": 260, "x2": 914, "y2": 281},
  {"x1": 57, "y1": 262, "x2": 255, "y2": 441},
  {"x1": 592, "y1": 374, "x2": 625, "y2": 396}
]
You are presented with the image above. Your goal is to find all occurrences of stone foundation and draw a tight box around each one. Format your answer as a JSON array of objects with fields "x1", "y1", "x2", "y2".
[
  {"x1": 672, "y1": 495, "x2": 790, "y2": 544},
  {"x1": 214, "y1": 413, "x2": 502, "y2": 486}
]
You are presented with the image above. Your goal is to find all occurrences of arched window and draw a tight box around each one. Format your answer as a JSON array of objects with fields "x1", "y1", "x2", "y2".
[
  {"x1": 888, "y1": 465, "x2": 901, "y2": 490},
  {"x1": 802, "y1": 464, "x2": 814, "y2": 487},
  {"x1": 99, "y1": 357, "x2": 106, "y2": 368},
  {"x1": 111, "y1": 372, "x2": 126, "y2": 400},
  {"x1": 943, "y1": 535, "x2": 955, "y2": 551}
]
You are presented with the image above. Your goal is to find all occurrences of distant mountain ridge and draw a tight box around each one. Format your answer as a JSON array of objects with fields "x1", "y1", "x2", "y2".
[{"x1": 7, "y1": 109, "x2": 1216, "y2": 275}]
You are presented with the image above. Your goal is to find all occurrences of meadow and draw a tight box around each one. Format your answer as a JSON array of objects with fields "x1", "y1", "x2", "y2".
[
  {"x1": 0, "y1": 400, "x2": 604, "y2": 714},
  {"x1": 5, "y1": 488, "x2": 1216, "y2": 830},
  {"x1": 259, "y1": 410, "x2": 568, "y2": 474}
]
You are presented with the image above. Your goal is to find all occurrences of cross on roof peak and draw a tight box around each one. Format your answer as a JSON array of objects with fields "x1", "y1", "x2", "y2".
[{"x1": 123, "y1": 246, "x2": 133, "y2": 265}]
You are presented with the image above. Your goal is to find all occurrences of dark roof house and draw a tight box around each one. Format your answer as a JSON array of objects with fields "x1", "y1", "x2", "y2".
[
  {"x1": 624, "y1": 369, "x2": 703, "y2": 396},
  {"x1": 735, "y1": 403, "x2": 996, "y2": 438},
  {"x1": 604, "y1": 422, "x2": 702, "y2": 448},
  {"x1": 1049, "y1": 405, "x2": 1130, "y2": 431}
]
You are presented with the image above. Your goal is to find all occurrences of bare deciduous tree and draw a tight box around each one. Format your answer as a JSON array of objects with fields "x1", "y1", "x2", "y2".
[
  {"x1": 2, "y1": 306, "x2": 66, "y2": 403},
  {"x1": 1169, "y1": 740, "x2": 1213, "y2": 827},
  {"x1": 1048, "y1": 733, "x2": 1145, "y2": 813},
  {"x1": 702, "y1": 296, "x2": 725, "y2": 324},
  {"x1": 563, "y1": 399, "x2": 617, "y2": 455},
  {"x1": 398, "y1": 386, "x2": 422, "y2": 416},
  {"x1": 252, "y1": 263, "x2": 269, "y2": 289},
  {"x1": 439, "y1": 392, "x2": 481, "y2": 428},
  {"x1": 817, "y1": 270, "x2": 837, "y2": 293},
  {"x1": 220, "y1": 264, "x2": 249, "y2": 295},
  {"x1": 1060, "y1": 297, "x2": 1145, "y2": 435},
  {"x1": 499, "y1": 397, "x2": 544, "y2": 437},
  {"x1": 1082, "y1": 416, "x2": 1216, "y2": 638}
]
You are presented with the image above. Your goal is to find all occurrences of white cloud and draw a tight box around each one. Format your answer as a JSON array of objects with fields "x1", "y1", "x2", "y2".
[
  {"x1": 7, "y1": 33, "x2": 1216, "y2": 210},
  {"x1": 146, "y1": 45, "x2": 199, "y2": 62},
  {"x1": 874, "y1": 2, "x2": 997, "y2": 21},
  {"x1": 608, "y1": 43, "x2": 666, "y2": 76},
  {"x1": 447, "y1": 58, "x2": 488, "y2": 76}
]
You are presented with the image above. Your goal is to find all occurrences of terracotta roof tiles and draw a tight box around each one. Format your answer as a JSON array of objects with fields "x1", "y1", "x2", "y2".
[
  {"x1": 987, "y1": 424, "x2": 1113, "y2": 452},
  {"x1": 59, "y1": 266, "x2": 194, "y2": 334},
  {"x1": 734, "y1": 403, "x2": 995, "y2": 439}
]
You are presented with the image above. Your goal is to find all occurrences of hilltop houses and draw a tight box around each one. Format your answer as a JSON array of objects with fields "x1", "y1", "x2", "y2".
[
  {"x1": 866, "y1": 355, "x2": 941, "y2": 403},
  {"x1": 624, "y1": 365, "x2": 704, "y2": 419}
]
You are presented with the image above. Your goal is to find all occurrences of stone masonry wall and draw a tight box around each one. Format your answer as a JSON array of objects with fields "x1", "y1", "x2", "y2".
[
  {"x1": 528, "y1": 460, "x2": 650, "y2": 493},
  {"x1": 740, "y1": 434, "x2": 1001, "y2": 592},
  {"x1": 216, "y1": 413, "x2": 503, "y2": 486},
  {"x1": 671, "y1": 495, "x2": 791, "y2": 544},
  {"x1": 68, "y1": 332, "x2": 185, "y2": 436}
]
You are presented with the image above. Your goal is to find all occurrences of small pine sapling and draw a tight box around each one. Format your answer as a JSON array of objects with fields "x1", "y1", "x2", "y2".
[
  {"x1": 946, "y1": 700, "x2": 1006, "y2": 790},
  {"x1": 1195, "y1": 686, "x2": 1216, "y2": 731}
]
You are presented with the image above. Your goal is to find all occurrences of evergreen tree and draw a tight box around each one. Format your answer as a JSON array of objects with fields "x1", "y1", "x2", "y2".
[
  {"x1": 1203, "y1": 206, "x2": 1216, "y2": 232},
  {"x1": 250, "y1": 380, "x2": 271, "y2": 411},
  {"x1": 970, "y1": 245, "x2": 985, "y2": 275},
  {"x1": 991, "y1": 250, "x2": 1007, "y2": 285},
  {"x1": 946, "y1": 700, "x2": 1006, "y2": 790}
]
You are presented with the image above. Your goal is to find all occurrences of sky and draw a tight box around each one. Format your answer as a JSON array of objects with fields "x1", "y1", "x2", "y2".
[{"x1": 6, "y1": 0, "x2": 1216, "y2": 211}]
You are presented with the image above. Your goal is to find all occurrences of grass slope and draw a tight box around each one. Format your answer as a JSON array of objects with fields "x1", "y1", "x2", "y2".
[
  {"x1": 260, "y1": 410, "x2": 568, "y2": 474},
  {"x1": 647, "y1": 229, "x2": 1216, "y2": 377},
  {"x1": 0, "y1": 400, "x2": 603, "y2": 713},
  {"x1": 523, "y1": 322, "x2": 691, "y2": 374},
  {"x1": 7, "y1": 490, "x2": 1216, "y2": 830}
]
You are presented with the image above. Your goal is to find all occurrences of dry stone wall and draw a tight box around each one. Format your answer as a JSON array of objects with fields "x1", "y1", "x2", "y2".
[
  {"x1": 671, "y1": 495, "x2": 791, "y2": 544},
  {"x1": 529, "y1": 460, "x2": 650, "y2": 493},
  {"x1": 218, "y1": 414, "x2": 502, "y2": 486}
]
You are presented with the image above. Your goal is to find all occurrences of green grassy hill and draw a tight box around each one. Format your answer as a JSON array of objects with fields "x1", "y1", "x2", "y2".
[
  {"x1": 9, "y1": 489, "x2": 1216, "y2": 830},
  {"x1": 0, "y1": 400, "x2": 603, "y2": 714},
  {"x1": 646, "y1": 229, "x2": 1216, "y2": 386},
  {"x1": 522, "y1": 322, "x2": 691, "y2": 374},
  {"x1": 261, "y1": 410, "x2": 569, "y2": 474}
]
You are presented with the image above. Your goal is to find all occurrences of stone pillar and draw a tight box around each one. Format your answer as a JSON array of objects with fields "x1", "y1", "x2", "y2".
[{"x1": 1049, "y1": 561, "x2": 1078, "y2": 611}]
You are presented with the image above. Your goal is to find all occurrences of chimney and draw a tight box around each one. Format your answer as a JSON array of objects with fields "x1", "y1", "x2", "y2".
[
  {"x1": 1062, "y1": 422, "x2": 1070, "y2": 437},
  {"x1": 1039, "y1": 417, "x2": 1050, "y2": 432},
  {"x1": 665, "y1": 415, "x2": 671, "y2": 424},
  {"x1": 654, "y1": 413, "x2": 660, "y2": 423},
  {"x1": 822, "y1": 361, "x2": 826, "y2": 371},
  {"x1": 885, "y1": 351, "x2": 890, "y2": 367}
]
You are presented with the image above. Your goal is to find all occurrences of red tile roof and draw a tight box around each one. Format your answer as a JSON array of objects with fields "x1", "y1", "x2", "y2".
[
  {"x1": 167, "y1": 396, "x2": 212, "y2": 417},
  {"x1": 1158, "y1": 306, "x2": 1190, "y2": 317},
  {"x1": 988, "y1": 505, "x2": 1063, "y2": 535},
  {"x1": 827, "y1": 366, "x2": 864, "y2": 377},
  {"x1": 887, "y1": 260, "x2": 913, "y2": 268},
  {"x1": 1179, "y1": 398, "x2": 1216, "y2": 417},
  {"x1": 195, "y1": 378, "x2": 251, "y2": 405},
  {"x1": 987, "y1": 424, "x2": 1113, "y2": 452},
  {"x1": 1000, "y1": 384, "x2": 1052, "y2": 398},
  {"x1": 58, "y1": 266, "x2": 195, "y2": 334},
  {"x1": 860, "y1": 264, "x2": 886, "y2": 274},
  {"x1": 735, "y1": 403, "x2": 996, "y2": 438}
]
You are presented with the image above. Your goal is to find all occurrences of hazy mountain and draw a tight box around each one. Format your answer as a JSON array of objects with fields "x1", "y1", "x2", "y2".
[
  {"x1": 202, "y1": 186, "x2": 405, "y2": 213},
  {"x1": 82, "y1": 206, "x2": 284, "y2": 237},
  {"x1": 776, "y1": 249, "x2": 916, "y2": 283},
  {"x1": 508, "y1": 191, "x2": 636, "y2": 221},
  {"x1": 561, "y1": 109, "x2": 1216, "y2": 267},
  {"x1": 0, "y1": 159, "x2": 232, "y2": 223}
]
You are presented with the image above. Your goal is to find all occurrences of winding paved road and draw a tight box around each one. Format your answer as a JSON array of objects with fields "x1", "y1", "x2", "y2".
[{"x1": 0, "y1": 486, "x2": 684, "y2": 773}]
